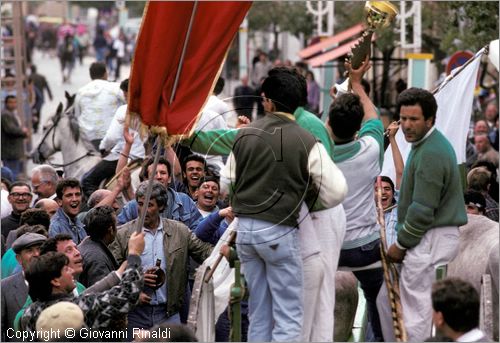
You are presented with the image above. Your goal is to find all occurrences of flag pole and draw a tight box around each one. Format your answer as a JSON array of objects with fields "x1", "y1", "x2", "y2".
[
  {"x1": 135, "y1": 1, "x2": 199, "y2": 233},
  {"x1": 431, "y1": 45, "x2": 488, "y2": 95}
]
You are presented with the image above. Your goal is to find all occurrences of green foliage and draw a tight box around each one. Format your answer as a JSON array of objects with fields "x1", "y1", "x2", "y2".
[
  {"x1": 446, "y1": 1, "x2": 498, "y2": 51},
  {"x1": 422, "y1": 1, "x2": 498, "y2": 54},
  {"x1": 126, "y1": 2, "x2": 146, "y2": 18},
  {"x1": 247, "y1": 2, "x2": 314, "y2": 39}
]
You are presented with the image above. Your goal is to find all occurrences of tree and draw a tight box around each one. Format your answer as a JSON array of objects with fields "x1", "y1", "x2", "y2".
[
  {"x1": 440, "y1": 2, "x2": 498, "y2": 54},
  {"x1": 247, "y1": 2, "x2": 314, "y2": 59},
  {"x1": 420, "y1": 2, "x2": 498, "y2": 76}
]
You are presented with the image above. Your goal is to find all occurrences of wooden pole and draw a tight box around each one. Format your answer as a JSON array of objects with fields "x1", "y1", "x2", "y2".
[
  {"x1": 377, "y1": 176, "x2": 407, "y2": 342},
  {"x1": 134, "y1": 1, "x2": 199, "y2": 233}
]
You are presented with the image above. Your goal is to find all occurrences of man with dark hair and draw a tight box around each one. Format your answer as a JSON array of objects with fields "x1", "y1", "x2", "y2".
[
  {"x1": 184, "y1": 66, "x2": 342, "y2": 340},
  {"x1": 1, "y1": 95, "x2": 28, "y2": 179},
  {"x1": 378, "y1": 87, "x2": 468, "y2": 342},
  {"x1": 12, "y1": 231, "x2": 131, "y2": 332},
  {"x1": 82, "y1": 78, "x2": 145, "y2": 198},
  {"x1": 181, "y1": 154, "x2": 207, "y2": 199},
  {"x1": 89, "y1": 61, "x2": 107, "y2": 80},
  {"x1": 327, "y1": 58, "x2": 386, "y2": 341},
  {"x1": 31, "y1": 164, "x2": 59, "y2": 201},
  {"x1": 464, "y1": 190, "x2": 487, "y2": 216},
  {"x1": 29, "y1": 65, "x2": 53, "y2": 132},
  {"x1": 5, "y1": 208, "x2": 52, "y2": 249},
  {"x1": 49, "y1": 179, "x2": 86, "y2": 244},
  {"x1": 186, "y1": 66, "x2": 334, "y2": 157},
  {"x1": 431, "y1": 278, "x2": 489, "y2": 341},
  {"x1": 232, "y1": 75, "x2": 255, "y2": 120},
  {"x1": 75, "y1": 62, "x2": 125, "y2": 150},
  {"x1": 19, "y1": 230, "x2": 145, "y2": 333},
  {"x1": 204, "y1": 76, "x2": 231, "y2": 122},
  {"x1": 78, "y1": 206, "x2": 119, "y2": 287},
  {"x1": 1, "y1": 232, "x2": 46, "y2": 340},
  {"x1": 467, "y1": 167, "x2": 498, "y2": 221},
  {"x1": 41, "y1": 233, "x2": 84, "y2": 279},
  {"x1": 110, "y1": 181, "x2": 213, "y2": 335},
  {"x1": 195, "y1": 176, "x2": 221, "y2": 217},
  {"x1": 1, "y1": 182, "x2": 33, "y2": 238},
  {"x1": 118, "y1": 157, "x2": 202, "y2": 232},
  {"x1": 221, "y1": 66, "x2": 346, "y2": 341}
]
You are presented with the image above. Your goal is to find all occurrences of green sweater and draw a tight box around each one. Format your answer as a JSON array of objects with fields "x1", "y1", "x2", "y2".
[
  {"x1": 13, "y1": 282, "x2": 87, "y2": 331},
  {"x1": 185, "y1": 106, "x2": 334, "y2": 157},
  {"x1": 396, "y1": 128, "x2": 467, "y2": 248}
]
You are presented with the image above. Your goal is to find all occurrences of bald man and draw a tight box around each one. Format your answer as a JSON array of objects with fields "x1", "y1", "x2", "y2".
[
  {"x1": 475, "y1": 134, "x2": 499, "y2": 167},
  {"x1": 34, "y1": 199, "x2": 59, "y2": 219}
]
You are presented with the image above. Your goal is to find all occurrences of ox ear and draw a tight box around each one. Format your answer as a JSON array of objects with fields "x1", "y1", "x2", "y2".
[{"x1": 65, "y1": 91, "x2": 70, "y2": 100}]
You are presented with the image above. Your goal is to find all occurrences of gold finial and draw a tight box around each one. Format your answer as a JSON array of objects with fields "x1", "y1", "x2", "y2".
[{"x1": 364, "y1": 1, "x2": 399, "y2": 30}]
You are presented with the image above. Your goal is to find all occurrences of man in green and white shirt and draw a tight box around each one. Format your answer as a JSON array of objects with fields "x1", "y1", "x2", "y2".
[{"x1": 327, "y1": 58, "x2": 385, "y2": 341}]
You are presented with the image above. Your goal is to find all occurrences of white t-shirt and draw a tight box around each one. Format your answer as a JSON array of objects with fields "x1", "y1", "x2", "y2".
[
  {"x1": 112, "y1": 39, "x2": 125, "y2": 58},
  {"x1": 334, "y1": 119, "x2": 384, "y2": 249},
  {"x1": 1, "y1": 189, "x2": 12, "y2": 219},
  {"x1": 99, "y1": 105, "x2": 145, "y2": 161},
  {"x1": 205, "y1": 95, "x2": 231, "y2": 122},
  {"x1": 75, "y1": 79, "x2": 125, "y2": 141}
]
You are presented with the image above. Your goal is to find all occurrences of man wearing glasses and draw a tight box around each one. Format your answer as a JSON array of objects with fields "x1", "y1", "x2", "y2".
[
  {"x1": 1, "y1": 182, "x2": 33, "y2": 239},
  {"x1": 30, "y1": 165, "x2": 58, "y2": 202}
]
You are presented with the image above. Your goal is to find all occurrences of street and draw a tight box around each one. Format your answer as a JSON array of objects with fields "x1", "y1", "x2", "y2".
[{"x1": 27, "y1": 49, "x2": 131, "y2": 176}]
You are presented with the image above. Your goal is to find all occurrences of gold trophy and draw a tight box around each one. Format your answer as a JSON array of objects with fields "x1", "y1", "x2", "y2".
[{"x1": 335, "y1": 1, "x2": 398, "y2": 94}]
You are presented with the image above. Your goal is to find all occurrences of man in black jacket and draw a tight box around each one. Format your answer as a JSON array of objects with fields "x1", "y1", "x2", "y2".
[
  {"x1": 1, "y1": 182, "x2": 33, "y2": 239},
  {"x1": 78, "y1": 206, "x2": 119, "y2": 287},
  {"x1": 1, "y1": 96, "x2": 28, "y2": 179}
]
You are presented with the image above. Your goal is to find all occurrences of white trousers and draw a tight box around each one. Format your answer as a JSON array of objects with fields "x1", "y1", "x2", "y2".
[
  {"x1": 301, "y1": 252, "x2": 325, "y2": 341},
  {"x1": 376, "y1": 226, "x2": 459, "y2": 342},
  {"x1": 306, "y1": 205, "x2": 346, "y2": 342}
]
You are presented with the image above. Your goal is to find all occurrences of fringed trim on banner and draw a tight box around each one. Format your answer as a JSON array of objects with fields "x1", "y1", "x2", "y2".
[{"x1": 126, "y1": 110, "x2": 190, "y2": 148}]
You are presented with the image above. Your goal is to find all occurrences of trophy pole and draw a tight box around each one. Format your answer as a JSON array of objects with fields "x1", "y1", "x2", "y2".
[{"x1": 335, "y1": 1, "x2": 398, "y2": 94}]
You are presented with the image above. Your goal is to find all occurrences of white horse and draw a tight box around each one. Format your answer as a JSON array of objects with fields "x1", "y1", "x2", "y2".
[{"x1": 30, "y1": 92, "x2": 101, "y2": 179}]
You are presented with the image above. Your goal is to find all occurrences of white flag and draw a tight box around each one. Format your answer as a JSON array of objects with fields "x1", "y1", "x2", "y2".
[{"x1": 381, "y1": 49, "x2": 483, "y2": 183}]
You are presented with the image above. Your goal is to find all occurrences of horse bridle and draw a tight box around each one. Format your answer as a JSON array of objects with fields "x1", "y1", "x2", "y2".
[{"x1": 35, "y1": 111, "x2": 97, "y2": 168}]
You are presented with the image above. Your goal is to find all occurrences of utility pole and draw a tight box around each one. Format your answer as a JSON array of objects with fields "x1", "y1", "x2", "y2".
[
  {"x1": 306, "y1": 1, "x2": 335, "y2": 120},
  {"x1": 399, "y1": 1, "x2": 433, "y2": 89},
  {"x1": 238, "y1": 17, "x2": 249, "y2": 80}
]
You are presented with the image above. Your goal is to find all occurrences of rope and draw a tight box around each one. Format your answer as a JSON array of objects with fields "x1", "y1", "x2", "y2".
[
  {"x1": 377, "y1": 176, "x2": 407, "y2": 342},
  {"x1": 44, "y1": 151, "x2": 97, "y2": 168}
]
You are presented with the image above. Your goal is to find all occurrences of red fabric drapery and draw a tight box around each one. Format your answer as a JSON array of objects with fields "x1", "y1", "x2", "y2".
[{"x1": 128, "y1": 1, "x2": 252, "y2": 136}]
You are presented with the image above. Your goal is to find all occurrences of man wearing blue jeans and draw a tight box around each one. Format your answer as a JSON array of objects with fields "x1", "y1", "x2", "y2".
[{"x1": 221, "y1": 68, "x2": 347, "y2": 341}]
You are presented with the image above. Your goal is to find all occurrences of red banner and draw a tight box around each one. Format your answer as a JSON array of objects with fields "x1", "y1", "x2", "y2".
[{"x1": 128, "y1": 1, "x2": 252, "y2": 135}]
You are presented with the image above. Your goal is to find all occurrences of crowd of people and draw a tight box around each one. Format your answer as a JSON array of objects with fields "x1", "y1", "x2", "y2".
[{"x1": 0, "y1": 38, "x2": 498, "y2": 343}]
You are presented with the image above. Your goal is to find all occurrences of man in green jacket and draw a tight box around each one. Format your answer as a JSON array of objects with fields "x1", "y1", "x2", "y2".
[{"x1": 377, "y1": 88, "x2": 468, "y2": 342}]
